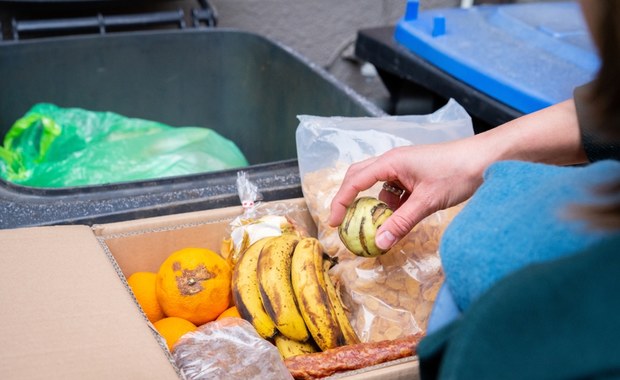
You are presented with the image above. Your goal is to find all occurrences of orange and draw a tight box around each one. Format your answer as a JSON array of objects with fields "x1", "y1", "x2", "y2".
[
  {"x1": 216, "y1": 306, "x2": 241, "y2": 321},
  {"x1": 153, "y1": 317, "x2": 197, "y2": 352},
  {"x1": 127, "y1": 271, "x2": 165, "y2": 323},
  {"x1": 156, "y1": 247, "x2": 232, "y2": 325}
]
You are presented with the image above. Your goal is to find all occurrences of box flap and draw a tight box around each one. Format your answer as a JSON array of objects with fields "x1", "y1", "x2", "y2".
[
  {"x1": 0, "y1": 226, "x2": 180, "y2": 380},
  {"x1": 93, "y1": 199, "x2": 316, "y2": 277}
]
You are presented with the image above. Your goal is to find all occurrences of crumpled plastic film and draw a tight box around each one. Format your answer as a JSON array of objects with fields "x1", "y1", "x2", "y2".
[
  {"x1": 173, "y1": 318, "x2": 293, "y2": 380},
  {"x1": 220, "y1": 171, "x2": 312, "y2": 266}
]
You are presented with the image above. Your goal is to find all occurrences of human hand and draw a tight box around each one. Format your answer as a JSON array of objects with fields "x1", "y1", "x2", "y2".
[
  {"x1": 328, "y1": 99, "x2": 587, "y2": 251},
  {"x1": 328, "y1": 141, "x2": 484, "y2": 251}
]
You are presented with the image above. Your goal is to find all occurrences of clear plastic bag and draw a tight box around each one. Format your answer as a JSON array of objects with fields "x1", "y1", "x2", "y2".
[
  {"x1": 220, "y1": 171, "x2": 313, "y2": 266},
  {"x1": 173, "y1": 317, "x2": 293, "y2": 380},
  {"x1": 295, "y1": 99, "x2": 474, "y2": 342}
]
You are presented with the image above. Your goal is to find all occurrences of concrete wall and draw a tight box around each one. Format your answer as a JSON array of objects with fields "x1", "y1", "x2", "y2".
[
  {"x1": 207, "y1": 0, "x2": 560, "y2": 111},
  {"x1": 209, "y1": 0, "x2": 463, "y2": 68}
]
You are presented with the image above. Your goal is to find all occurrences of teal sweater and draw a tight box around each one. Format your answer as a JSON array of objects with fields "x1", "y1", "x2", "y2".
[
  {"x1": 418, "y1": 235, "x2": 620, "y2": 379},
  {"x1": 439, "y1": 160, "x2": 620, "y2": 312}
]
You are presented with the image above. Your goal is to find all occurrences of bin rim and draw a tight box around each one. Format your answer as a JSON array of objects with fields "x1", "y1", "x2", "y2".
[{"x1": 0, "y1": 158, "x2": 296, "y2": 196}]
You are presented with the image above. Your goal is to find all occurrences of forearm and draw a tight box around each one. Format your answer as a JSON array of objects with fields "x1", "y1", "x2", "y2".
[
  {"x1": 329, "y1": 99, "x2": 589, "y2": 239},
  {"x1": 466, "y1": 100, "x2": 588, "y2": 175}
]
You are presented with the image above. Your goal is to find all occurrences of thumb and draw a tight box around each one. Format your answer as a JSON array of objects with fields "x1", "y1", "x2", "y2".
[{"x1": 375, "y1": 200, "x2": 430, "y2": 251}]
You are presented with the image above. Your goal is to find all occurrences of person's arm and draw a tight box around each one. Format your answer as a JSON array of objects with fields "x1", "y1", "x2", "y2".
[
  {"x1": 328, "y1": 99, "x2": 587, "y2": 251},
  {"x1": 478, "y1": 99, "x2": 586, "y2": 166}
]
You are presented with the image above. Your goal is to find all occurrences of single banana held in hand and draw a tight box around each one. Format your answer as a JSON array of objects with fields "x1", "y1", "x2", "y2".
[
  {"x1": 291, "y1": 237, "x2": 347, "y2": 351},
  {"x1": 257, "y1": 234, "x2": 310, "y2": 342},
  {"x1": 231, "y1": 236, "x2": 278, "y2": 339},
  {"x1": 339, "y1": 197, "x2": 393, "y2": 257}
]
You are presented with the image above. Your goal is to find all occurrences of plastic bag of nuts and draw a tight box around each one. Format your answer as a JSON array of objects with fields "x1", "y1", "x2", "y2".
[
  {"x1": 174, "y1": 318, "x2": 293, "y2": 380},
  {"x1": 303, "y1": 164, "x2": 463, "y2": 341},
  {"x1": 296, "y1": 101, "x2": 473, "y2": 342}
]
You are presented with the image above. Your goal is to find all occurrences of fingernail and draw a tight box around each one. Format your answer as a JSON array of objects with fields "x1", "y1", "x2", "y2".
[{"x1": 376, "y1": 230, "x2": 396, "y2": 250}]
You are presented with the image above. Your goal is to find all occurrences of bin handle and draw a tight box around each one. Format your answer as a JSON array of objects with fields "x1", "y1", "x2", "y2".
[{"x1": 10, "y1": 9, "x2": 187, "y2": 41}]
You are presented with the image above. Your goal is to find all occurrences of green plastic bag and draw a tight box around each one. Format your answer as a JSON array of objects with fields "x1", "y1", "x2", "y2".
[{"x1": 0, "y1": 103, "x2": 249, "y2": 187}]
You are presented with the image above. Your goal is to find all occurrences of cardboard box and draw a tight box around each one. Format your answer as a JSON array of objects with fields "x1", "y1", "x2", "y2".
[{"x1": 0, "y1": 198, "x2": 420, "y2": 379}]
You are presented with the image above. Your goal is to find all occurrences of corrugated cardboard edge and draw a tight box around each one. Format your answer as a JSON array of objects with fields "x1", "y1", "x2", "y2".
[
  {"x1": 93, "y1": 234, "x2": 186, "y2": 380},
  {"x1": 326, "y1": 356, "x2": 419, "y2": 379},
  {"x1": 92, "y1": 199, "x2": 313, "y2": 238},
  {"x1": 0, "y1": 225, "x2": 181, "y2": 380}
]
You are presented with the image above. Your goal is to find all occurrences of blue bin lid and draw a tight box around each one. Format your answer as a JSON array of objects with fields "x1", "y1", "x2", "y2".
[{"x1": 394, "y1": 1, "x2": 600, "y2": 114}]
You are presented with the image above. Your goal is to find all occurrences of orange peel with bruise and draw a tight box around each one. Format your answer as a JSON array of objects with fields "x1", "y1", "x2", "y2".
[{"x1": 156, "y1": 247, "x2": 232, "y2": 325}]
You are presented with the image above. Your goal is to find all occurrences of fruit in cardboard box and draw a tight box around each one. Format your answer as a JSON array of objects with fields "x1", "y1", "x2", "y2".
[
  {"x1": 322, "y1": 259, "x2": 360, "y2": 346},
  {"x1": 274, "y1": 333, "x2": 319, "y2": 359},
  {"x1": 156, "y1": 247, "x2": 232, "y2": 325},
  {"x1": 338, "y1": 197, "x2": 393, "y2": 257},
  {"x1": 231, "y1": 237, "x2": 279, "y2": 339},
  {"x1": 216, "y1": 306, "x2": 241, "y2": 321},
  {"x1": 232, "y1": 234, "x2": 359, "y2": 358},
  {"x1": 257, "y1": 234, "x2": 310, "y2": 342},
  {"x1": 291, "y1": 237, "x2": 359, "y2": 351},
  {"x1": 127, "y1": 271, "x2": 165, "y2": 323},
  {"x1": 153, "y1": 316, "x2": 197, "y2": 352}
]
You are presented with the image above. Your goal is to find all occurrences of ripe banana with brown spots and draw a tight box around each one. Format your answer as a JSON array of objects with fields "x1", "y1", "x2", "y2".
[
  {"x1": 231, "y1": 236, "x2": 278, "y2": 339},
  {"x1": 323, "y1": 260, "x2": 360, "y2": 345},
  {"x1": 291, "y1": 237, "x2": 347, "y2": 351},
  {"x1": 274, "y1": 333, "x2": 319, "y2": 359},
  {"x1": 257, "y1": 234, "x2": 310, "y2": 342}
]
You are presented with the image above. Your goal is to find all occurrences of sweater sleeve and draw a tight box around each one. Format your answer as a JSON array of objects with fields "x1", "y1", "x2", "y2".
[
  {"x1": 418, "y1": 236, "x2": 620, "y2": 380},
  {"x1": 574, "y1": 83, "x2": 620, "y2": 162}
]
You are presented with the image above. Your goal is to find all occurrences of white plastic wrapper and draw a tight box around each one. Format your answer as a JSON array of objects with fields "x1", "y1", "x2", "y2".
[
  {"x1": 174, "y1": 318, "x2": 293, "y2": 380},
  {"x1": 221, "y1": 171, "x2": 311, "y2": 266},
  {"x1": 295, "y1": 99, "x2": 474, "y2": 342}
]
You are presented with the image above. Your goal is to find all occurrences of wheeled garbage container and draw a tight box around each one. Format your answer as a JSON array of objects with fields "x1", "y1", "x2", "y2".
[{"x1": 0, "y1": 28, "x2": 384, "y2": 229}]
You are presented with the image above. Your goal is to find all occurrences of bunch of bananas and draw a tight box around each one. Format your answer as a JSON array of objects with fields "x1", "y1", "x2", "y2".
[{"x1": 231, "y1": 233, "x2": 360, "y2": 359}]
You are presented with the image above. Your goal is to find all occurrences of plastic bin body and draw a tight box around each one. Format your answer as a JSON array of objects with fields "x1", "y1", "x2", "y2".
[
  {"x1": 0, "y1": 29, "x2": 383, "y2": 229},
  {"x1": 356, "y1": 2, "x2": 599, "y2": 133}
]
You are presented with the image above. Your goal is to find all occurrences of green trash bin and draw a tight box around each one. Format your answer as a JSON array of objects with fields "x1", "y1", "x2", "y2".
[{"x1": 0, "y1": 29, "x2": 384, "y2": 229}]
